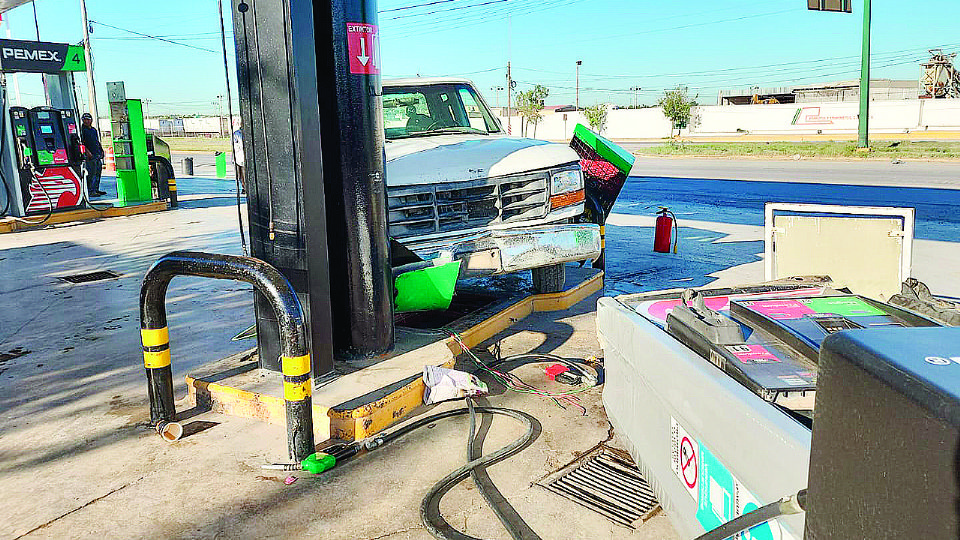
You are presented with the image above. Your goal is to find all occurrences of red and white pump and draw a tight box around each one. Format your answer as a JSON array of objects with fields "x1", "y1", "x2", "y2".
[{"x1": 654, "y1": 206, "x2": 679, "y2": 254}]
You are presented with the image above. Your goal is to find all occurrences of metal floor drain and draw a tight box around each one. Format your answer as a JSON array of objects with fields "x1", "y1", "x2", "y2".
[
  {"x1": 60, "y1": 270, "x2": 121, "y2": 284},
  {"x1": 538, "y1": 445, "x2": 660, "y2": 528}
]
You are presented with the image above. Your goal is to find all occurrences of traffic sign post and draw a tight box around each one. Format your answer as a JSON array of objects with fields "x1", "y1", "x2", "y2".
[
  {"x1": 808, "y1": 0, "x2": 869, "y2": 149},
  {"x1": 857, "y1": 0, "x2": 871, "y2": 149}
]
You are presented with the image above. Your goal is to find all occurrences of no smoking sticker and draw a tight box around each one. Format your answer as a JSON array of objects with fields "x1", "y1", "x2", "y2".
[
  {"x1": 680, "y1": 437, "x2": 698, "y2": 488},
  {"x1": 671, "y1": 417, "x2": 699, "y2": 501}
]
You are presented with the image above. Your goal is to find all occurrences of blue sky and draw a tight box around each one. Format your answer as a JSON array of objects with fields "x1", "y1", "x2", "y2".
[{"x1": 3, "y1": 0, "x2": 959, "y2": 115}]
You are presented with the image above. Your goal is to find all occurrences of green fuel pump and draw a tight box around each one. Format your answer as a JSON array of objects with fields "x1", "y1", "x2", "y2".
[{"x1": 106, "y1": 81, "x2": 152, "y2": 204}]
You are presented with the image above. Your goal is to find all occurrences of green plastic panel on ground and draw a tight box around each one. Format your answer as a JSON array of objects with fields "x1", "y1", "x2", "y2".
[{"x1": 573, "y1": 124, "x2": 636, "y2": 176}]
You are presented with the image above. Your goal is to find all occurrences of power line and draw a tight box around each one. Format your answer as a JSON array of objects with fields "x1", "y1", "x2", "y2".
[
  {"x1": 384, "y1": 0, "x2": 584, "y2": 37},
  {"x1": 380, "y1": 0, "x2": 472, "y2": 13},
  {"x1": 89, "y1": 20, "x2": 217, "y2": 53},
  {"x1": 383, "y1": 0, "x2": 506, "y2": 18},
  {"x1": 513, "y1": 55, "x2": 926, "y2": 100}
]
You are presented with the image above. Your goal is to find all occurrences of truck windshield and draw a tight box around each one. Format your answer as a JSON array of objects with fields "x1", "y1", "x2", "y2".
[{"x1": 383, "y1": 83, "x2": 501, "y2": 140}]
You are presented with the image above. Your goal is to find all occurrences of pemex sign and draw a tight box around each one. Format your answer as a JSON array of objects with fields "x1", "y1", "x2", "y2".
[{"x1": 0, "y1": 39, "x2": 86, "y2": 73}]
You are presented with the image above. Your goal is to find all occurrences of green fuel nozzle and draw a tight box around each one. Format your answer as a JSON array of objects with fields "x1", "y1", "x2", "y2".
[
  {"x1": 261, "y1": 443, "x2": 362, "y2": 475},
  {"x1": 300, "y1": 452, "x2": 336, "y2": 474}
]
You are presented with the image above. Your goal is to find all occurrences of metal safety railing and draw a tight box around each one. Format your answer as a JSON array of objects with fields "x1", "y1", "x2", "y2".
[{"x1": 139, "y1": 250, "x2": 314, "y2": 460}]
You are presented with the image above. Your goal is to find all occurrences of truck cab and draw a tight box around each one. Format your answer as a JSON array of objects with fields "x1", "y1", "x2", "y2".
[{"x1": 383, "y1": 77, "x2": 601, "y2": 292}]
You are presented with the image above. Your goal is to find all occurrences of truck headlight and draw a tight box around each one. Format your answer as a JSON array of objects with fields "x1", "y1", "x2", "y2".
[{"x1": 550, "y1": 169, "x2": 583, "y2": 195}]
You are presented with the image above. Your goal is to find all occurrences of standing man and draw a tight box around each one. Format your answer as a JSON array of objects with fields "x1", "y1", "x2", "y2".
[
  {"x1": 80, "y1": 112, "x2": 106, "y2": 197},
  {"x1": 232, "y1": 127, "x2": 245, "y2": 193}
]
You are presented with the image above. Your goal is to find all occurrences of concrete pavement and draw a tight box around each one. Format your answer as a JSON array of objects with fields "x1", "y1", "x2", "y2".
[{"x1": 0, "y1": 178, "x2": 678, "y2": 539}]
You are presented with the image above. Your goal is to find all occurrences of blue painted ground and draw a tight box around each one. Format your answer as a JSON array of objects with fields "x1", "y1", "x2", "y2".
[
  {"x1": 604, "y1": 176, "x2": 960, "y2": 295},
  {"x1": 616, "y1": 176, "x2": 960, "y2": 242},
  {"x1": 96, "y1": 173, "x2": 960, "y2": 296}
]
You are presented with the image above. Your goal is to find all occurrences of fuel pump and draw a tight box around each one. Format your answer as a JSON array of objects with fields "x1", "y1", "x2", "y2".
[
  {"x1": 0, "y1": 38, "x2": 91, "y2": 218},
  {"x1": 8, "y1": 106, "x2": 84, "y2": 215}
]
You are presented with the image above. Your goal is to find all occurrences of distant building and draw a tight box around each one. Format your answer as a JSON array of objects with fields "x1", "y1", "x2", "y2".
[
  {"x1": 717, "y1": 80, "x2": 918, "y2": 105},
  {"x1": 794, "y1": 80, "x2": 917, "y2": 102}
]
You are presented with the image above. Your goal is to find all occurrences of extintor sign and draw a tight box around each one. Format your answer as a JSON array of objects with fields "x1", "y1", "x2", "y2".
[{"x1": 346, "y1": 23, "x2": 380, "y2": 75}]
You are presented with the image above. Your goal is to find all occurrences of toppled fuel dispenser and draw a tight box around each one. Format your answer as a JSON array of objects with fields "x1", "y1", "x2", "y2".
[{"x1": 597, "y1": 203, "x2": 958, "y2": 539}]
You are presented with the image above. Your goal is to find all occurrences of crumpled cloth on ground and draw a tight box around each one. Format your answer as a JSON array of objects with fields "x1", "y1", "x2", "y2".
[{"x1": 423, "y1": 365, "x2": 488, "y2": 404}]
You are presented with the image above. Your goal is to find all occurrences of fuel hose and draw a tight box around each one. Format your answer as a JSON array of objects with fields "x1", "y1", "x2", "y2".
[
  {"x1": 348, "y1": 398, "x2": 541, "y2": 540},
  {"x1": 693, "y1": 489, "x2": 806, "y2": 540}
]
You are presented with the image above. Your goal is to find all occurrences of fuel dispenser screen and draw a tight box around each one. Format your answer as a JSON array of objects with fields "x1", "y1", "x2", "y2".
[{"x1": 29, "y1": 108, "x2": 69, "y2": 166}]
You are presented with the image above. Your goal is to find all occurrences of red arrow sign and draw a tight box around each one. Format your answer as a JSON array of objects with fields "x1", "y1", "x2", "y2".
[{"x1": 346, "y1": 23, "x2": 379, "y2": 75}]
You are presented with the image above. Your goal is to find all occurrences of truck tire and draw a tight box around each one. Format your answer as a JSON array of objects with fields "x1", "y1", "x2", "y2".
[{"x1": 532, "y1": 263, "x2": 565, "y2": 294}]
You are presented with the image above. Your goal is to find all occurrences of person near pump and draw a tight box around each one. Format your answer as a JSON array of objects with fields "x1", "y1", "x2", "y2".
[
  {"x1": 80, "y1": 113, "x2": 106, "y2": 197},
  {"x1": 233, "y1": 128, "x2": 245, "y2": 193}
]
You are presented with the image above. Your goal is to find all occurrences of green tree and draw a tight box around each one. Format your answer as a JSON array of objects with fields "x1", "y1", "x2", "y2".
[
  {"x1": 517, "y1": 85, "x2": 549, "y2": 137},
  {"x1": 583, "y1": 104, "x2": 608, "y2": 134},
  {"x1": 658, "y1": 86, "x2": 698, "y2": 137}
]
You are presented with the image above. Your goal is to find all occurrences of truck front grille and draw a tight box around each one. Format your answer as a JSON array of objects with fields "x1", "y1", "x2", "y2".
[{"x1": 387, "y1": 171, "x2": 549, "y2": 239}]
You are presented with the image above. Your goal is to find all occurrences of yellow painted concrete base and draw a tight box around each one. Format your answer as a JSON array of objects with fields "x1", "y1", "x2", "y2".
[
  {"x1": 186, "y1": 270, "x2": 604, "y2": 443},
  {"x1": 0, "y1": 200, "x2": 168, "y2": 233}
]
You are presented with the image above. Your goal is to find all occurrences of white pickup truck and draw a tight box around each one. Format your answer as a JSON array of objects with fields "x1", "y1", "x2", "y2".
[{"x1": 383, "y1": 77, "x2": 601, "y2": 293}]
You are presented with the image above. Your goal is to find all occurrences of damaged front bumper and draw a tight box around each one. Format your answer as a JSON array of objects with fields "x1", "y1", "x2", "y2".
[{"x1": 403, "y1": 223, "x2": 602, "y2": 277}]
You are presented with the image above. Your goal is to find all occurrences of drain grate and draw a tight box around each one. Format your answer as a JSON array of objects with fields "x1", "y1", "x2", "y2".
[
  {"x1": 539, "y1": 445, "x2": 660, "y2": 528},
  {"x1": 59, "y1": 270, "x2": 121, "y2": 284}
]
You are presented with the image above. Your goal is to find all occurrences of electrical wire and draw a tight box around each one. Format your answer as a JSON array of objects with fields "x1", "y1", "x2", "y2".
[
  {"x1": 0, "y1": 88, "x2": 10, "y2": 217},
  {"x1": 88, "y1": 20, "x2": 217, "y2": 54},
  {"x1": 380, "y1": 0, "x2": 476, "y2": 13},
  {"x1": 219, "y1": 0, "x2": 248, "y2": 256},
  {"x1": 248, "y1": 1, "x2": 276, "y2": 242},
  {"x1": 385, "y1": 0, "x2": 586, "y2": 38},
  {"x1": 384, "y1": 0, "x2": 509, "y2": 21},
  {"x1": 451, "y1": 332, "x2": 596, "y2": 414}
]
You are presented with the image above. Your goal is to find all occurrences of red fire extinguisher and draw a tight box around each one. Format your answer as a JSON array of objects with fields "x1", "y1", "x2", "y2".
[{"x1": 654, "y1": 207, "x2": 679, "y2": 254}]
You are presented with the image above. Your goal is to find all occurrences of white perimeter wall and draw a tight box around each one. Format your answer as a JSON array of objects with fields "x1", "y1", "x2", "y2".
[{"x1": 494, "y1": 98, "x2": 960, "y2": 140}]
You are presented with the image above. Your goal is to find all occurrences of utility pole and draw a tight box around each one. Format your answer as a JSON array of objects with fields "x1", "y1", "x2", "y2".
[
  {"x1": 32, "y1": 1, "x2": 40, "y2": 40},
  {"x1": 857, "y1": 0, "x2": 871, "y2": 149},
  {"x1": 79, "y1": 0, "x2": 99, "y2": 126},
  {"x1": 506, "y1": 62, "x2": 512, "y2": 135},
  {"x1": 631, "y1": 86, "x2": 641, "y2": 108},
  {"x1": 5, "y1": 25, "x2": 21, "y2": 105},
  {"x1": 216, "y1": 94, "x2": 224, "y2": 136},
  {"x1": 576, "y1": 60, "x2": 582, "y2": 110}
]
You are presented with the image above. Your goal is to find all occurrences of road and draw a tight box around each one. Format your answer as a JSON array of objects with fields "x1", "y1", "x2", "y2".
[
  {"x1": 602, "y1": 163, "x2": 960, "y2": 296},
  {"x1": 627, "y1": 156, "x2": 960, "y2": 190},
  {"x1": 170, "y1": 151, "x2": 238, "y2": 179}
]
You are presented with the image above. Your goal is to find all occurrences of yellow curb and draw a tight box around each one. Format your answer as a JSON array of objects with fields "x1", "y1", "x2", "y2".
[
  {"x1": 186, "y1": 270, "x2": 604, "y2": 442},
  {"x1": 0, "y1": 200, "x2": 168, "y2": 233}
]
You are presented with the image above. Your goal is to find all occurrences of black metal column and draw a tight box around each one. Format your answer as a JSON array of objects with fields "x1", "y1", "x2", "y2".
[
  {"x1": 313, "y1": 0, "x2": 394, "y2": 358},
  {"x1": 231, "y1": 0, "x2": 335, "y2": 375}
]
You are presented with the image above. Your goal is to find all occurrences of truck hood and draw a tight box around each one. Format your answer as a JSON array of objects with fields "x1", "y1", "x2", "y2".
[{"x1": 384, "y1": 134, "x2": 580, "y2": 186}]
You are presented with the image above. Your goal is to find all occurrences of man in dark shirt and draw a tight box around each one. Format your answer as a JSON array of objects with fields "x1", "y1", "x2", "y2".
[{"x1": 80, "y1": 113, "x2": 106, "y2": 197}]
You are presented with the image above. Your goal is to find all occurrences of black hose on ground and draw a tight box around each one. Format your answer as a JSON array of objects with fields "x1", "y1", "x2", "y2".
[
  {"x1": 465, "y1": 398, "x2": 541, "y2": 540},
  {"x1": 419, "y1": 399, "x2": 540, "y2": 540},
  {"x1": 358, "y1": 399, "x2": 541, "y2": 540},
  {"x1": 693, "y1": 489, "x2": 806, "y2": 540}
]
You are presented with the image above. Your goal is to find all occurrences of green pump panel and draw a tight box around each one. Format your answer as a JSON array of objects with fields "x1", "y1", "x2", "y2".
[{"x1": 108, "y1": 81, "x2": 151, "y2": 203}]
